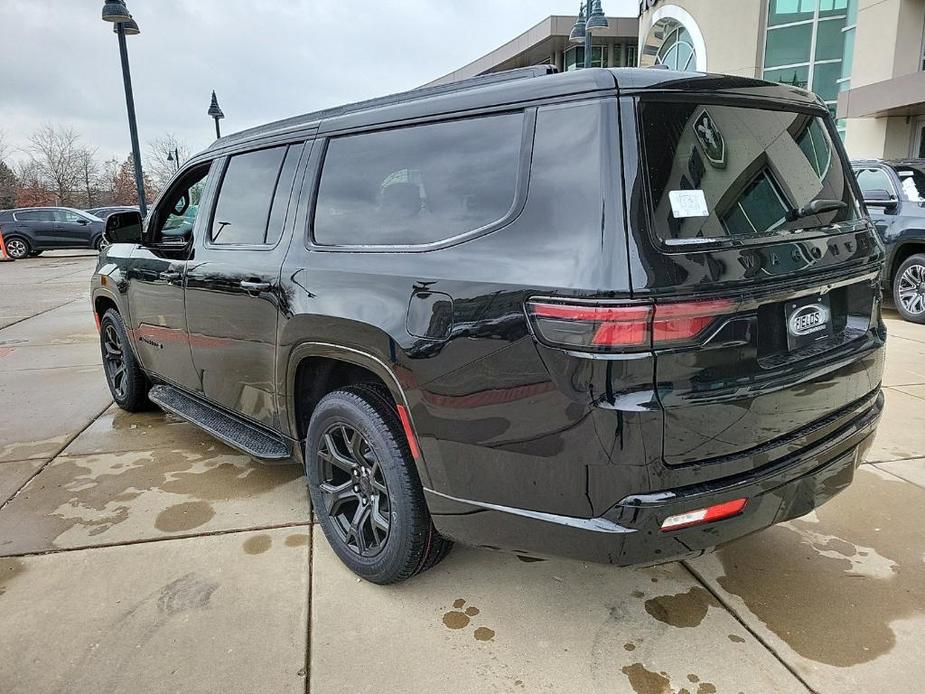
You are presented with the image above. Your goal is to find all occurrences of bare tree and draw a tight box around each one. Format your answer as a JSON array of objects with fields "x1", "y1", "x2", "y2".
[
  {"x1": 27, "y1": 124, "x2": 84, "y2": 206},
  {"x1": 146, "y1": 134, "x2": 191, "y2": 194},
  {"x1": 0, "y1": 131, "x2": 15, "y2": 209},
  {"x1": 78, "y1": 147, "x2": 100, "y2": 208}
]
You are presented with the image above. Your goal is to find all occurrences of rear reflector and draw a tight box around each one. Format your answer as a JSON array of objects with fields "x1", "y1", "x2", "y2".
[
  {"x1": 526, "y1": 297, "x2": 738, "y2": 352},
  {"x1": 396, "y1": 404, "x2": 421, "y2": 461},
  {"x1": 660, "y1": 498, "x2": 748, "y2": 532}
]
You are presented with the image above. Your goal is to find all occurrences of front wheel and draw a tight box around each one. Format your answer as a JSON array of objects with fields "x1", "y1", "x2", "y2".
[
  {"x1": 893, "y1": 253, "x2": 925, "y2": 324},
  {"x1": 94, "y1": 235, "x2": 108, "y2": 252},
  {"x1": 305, "y1": 385, "x2": 451, "y2": 584},
  {"x1": 99, "y1": 309, "x2": 150, "y2": 411}
]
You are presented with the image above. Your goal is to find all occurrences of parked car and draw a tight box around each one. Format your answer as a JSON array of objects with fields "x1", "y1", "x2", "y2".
[
  {"x1": 0, "y1": 207, "x2": 105, "y2": 258},
  {"x1": 92, "y1": 66, "x2": 885, "y2": 584},
  {"x1": 85, "y1": 206, "x2": 138, "y2": 220},
  {"x1": 852, "y1": 159, "x2": 925, "y2": 323}
]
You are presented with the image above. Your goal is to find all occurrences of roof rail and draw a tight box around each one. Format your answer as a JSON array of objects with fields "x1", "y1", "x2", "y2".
[
  {"x1": 212, "y1": 65, "x2": 560, "y2": 149},
  {"x1": 646, "y1": 64, "x2": 671, "y2": 70}
]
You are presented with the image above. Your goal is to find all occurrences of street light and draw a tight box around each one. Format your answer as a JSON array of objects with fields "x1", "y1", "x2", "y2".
[
  {"x1": 208, "y1": 91, "x2": 225, "y2": 139},
  {"x1": 167, "y1": 148, "x2": 180, "y2": 172},
  {"x1": 101, "y1": 0, "x2": 147, "y2": 218},
  {"x1": 570, "y1": 0, "x2": 609, "y2": 70}
]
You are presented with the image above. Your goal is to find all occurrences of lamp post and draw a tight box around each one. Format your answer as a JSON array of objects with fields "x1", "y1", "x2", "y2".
[
  {"x1": 569, "y1": 0, "x2": 609, "y2": 69},
  {"x1": 101, "y1": 0, "x2": 147, "y2": 218},
  {"x1": 167, "y1": 148, "x2": 180, "y2": 172},
  {"x1": 208, "y1": 91, "x2": 225, "y2": 139}
]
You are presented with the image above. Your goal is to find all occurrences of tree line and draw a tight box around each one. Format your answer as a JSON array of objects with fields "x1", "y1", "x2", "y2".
[{"x1": 0, "y1": 126, "x2": 192, "y2": 211}]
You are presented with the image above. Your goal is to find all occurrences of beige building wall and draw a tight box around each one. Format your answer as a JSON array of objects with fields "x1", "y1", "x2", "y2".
[
  {"x1": 638, "y1": 0, "x2": 765, "y2": 77},
  {"x1": 844, "y1": 0, "x2": 925, "y2": 159}
]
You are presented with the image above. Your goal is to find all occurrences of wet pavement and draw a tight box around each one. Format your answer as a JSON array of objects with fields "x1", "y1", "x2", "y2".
[{"x1": 1, "y1": 251, "x2": 924, "y2": 693}]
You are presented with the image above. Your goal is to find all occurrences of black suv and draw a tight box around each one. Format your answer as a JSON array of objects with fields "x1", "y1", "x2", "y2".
[
  {"x1": 0, "y1": 207, "x2": 105, "y2": 258},
  {"x1": 852, "y1": 159, "x2": 925, "y2": 322},
  {"x1": 92, "y1": 67, "x2": 885, "y2": 584}
]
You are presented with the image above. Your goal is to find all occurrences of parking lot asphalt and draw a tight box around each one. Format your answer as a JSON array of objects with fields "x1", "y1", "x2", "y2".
[{"x1": 1, "y1": 252, "x2": 923, "y2": 693}]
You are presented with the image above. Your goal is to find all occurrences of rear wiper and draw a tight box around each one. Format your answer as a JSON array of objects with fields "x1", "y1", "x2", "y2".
[{"x1": 787, "y1": 199, "x2": 847, "y2": 222}]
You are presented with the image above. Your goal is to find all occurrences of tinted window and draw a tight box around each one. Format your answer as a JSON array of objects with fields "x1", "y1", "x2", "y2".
[
  {"x1": 211, "y1": 146, "x2": 287, "y2": 245},
  {"x1": 313, "y1": 112, "x2": 524, "y2": 246},
  {"x1": 855, "y1": 168, "x2": 895, "y2": 198},
  {"x1": 16, "y1": 210, "x2": 53, "y2": 222},
  {"x1": 640, "y1": 102, "x2": 858, "y2": 243},
  {"x1": 266, "y1": 144, "x2": 304, "y2": 246},
  {"x1": 54, "y1": 209, "x2": 88, "y2": 223}
]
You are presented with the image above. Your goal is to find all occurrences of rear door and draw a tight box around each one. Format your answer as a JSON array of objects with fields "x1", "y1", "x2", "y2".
[
  {"x1": 628, "y1": 96, "x2": 884, "y2": 475},
  {"x1": 52, "y1": 209, "x2": 95, "y2": 247},
  {"x1": 184, "y1": 142, "x2": 307, "y2": 430},
  {"x1": 853, "y1": 164, "x2": 900, "y2": 253},
  {"x1": 13, "y1": 209, "x2": 55, "y2": 247}
]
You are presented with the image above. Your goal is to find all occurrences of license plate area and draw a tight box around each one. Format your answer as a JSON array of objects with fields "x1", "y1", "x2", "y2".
[{"x1": 785, "y1": 294, "x2": 834, "y2": 351}]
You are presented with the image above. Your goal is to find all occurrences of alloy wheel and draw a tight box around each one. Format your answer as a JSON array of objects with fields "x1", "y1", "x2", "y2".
[
  {"x1": 317, "y1": 423, "x2": 391, "y2": 557},
  {"x1": 101, "y1": 323, "x2": 127, "y2": 399},
  {"x1": 898, "y1": 263, "x2": 925, "y2": 316},
  {"x1": 5, "y1": 239, "x2": 28, "y2": 259}
]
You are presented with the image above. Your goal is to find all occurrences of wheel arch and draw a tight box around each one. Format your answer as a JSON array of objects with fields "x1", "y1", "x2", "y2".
[
  {"x1": 285, "y1": 342, "x2": 431, "y2": 487},
  {"x1": 888, "y1": 240, "x2": 925, "y2": 285}
]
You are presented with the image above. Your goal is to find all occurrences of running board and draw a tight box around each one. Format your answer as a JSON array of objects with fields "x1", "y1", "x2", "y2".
[{"x1": 149, "y1": 385, "x2": 291, "y2": 461}]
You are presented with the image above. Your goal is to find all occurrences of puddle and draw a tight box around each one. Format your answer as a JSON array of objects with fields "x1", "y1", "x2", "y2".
[
  {"x1": 713, "y1": 468, "x2": 925, "y2": 667},
  {"x1": 441, "y1": 599, "x2": 495, "y2": 641},
  {"x1": 284, "y1": 533, "x2": 309, "y2": 547},
  {"x1": 243, "y1": 534, "x2": 272, "y2": 555},
  {"x1": 643, "y1": 587, "x2": 718, "y2": 628},
  {"x1": 154, "y1": 501, "x2": 215, "y2": 532},
  {"x1": 621, "y1": 663, "x2": 671, "y2": 694}
]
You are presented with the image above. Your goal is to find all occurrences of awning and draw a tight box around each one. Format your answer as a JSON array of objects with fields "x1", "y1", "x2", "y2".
[{"x1": 837, "y1": 71, "x2": 925, "y2": 119}]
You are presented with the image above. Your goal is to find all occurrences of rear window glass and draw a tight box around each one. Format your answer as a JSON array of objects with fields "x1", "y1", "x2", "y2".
[
  {"x1": 640, "y1": 101, "x2": 858, "y2": 244},
  {"x1": 313, "y1": 112, "x2": 524, "y2": 246},
  {"x1": 895, "y1": 166, "x2": 925, "y2": 202}
]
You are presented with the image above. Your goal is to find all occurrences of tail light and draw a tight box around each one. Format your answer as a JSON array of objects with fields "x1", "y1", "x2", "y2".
[
  {"x1": 660, "y1": 498, "x2": 748, "y2": 532},
  {"x1": 526, "y1": 297, "x2": 737, "y2": 352}
]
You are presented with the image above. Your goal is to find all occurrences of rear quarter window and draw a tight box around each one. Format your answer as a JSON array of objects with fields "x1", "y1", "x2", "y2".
[
  {"x1": 312, "y1": 112, "x2": 525, "y2": 247},
  {"x1": 639, "y1": 101, "x2": 859, "y2": 245}
]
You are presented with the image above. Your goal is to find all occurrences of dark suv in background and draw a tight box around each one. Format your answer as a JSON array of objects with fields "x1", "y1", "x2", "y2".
[
  {"x1": 852, "y1": 160, "x2": 925, "y2": 322},
  {"x1": 93, "y1": 66, "x2": 884, "y2": 584},
  {"x1": 0, "y1": 207, "x2": 105, "y2": 258}
]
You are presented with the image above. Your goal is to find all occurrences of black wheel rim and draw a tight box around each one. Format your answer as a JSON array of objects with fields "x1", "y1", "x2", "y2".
[
  {"x1": 317, "y1": 423, "x2": 391, "y2": 557},
  {"x1": 898, "y1": 263, "x2": 925, "y2": 315},
  {"x1": 101, "y1": 323, "x2": 127, "y2": 399}
]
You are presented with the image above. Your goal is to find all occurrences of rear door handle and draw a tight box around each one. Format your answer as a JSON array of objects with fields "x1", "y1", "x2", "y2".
[
  {"x1": 159, "y1": 270, "x2": 181, "y2": 281},
  {"x1": 240, "y1": 280, "x2": 271, "y2": 292}
]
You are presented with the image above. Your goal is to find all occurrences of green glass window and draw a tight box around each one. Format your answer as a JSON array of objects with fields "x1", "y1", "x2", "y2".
[
  {"x1": 565, "y1": 45, "x2": 605, "y2": 71},
  {"x1": 764, "y1": 65, "x2": 810, "y2": 89},
  {"x1": 765, "y1": 24, "x2": 813, "y2": 67},
  {"x1": 797, "y1": 119, "x2": 832, "y2": 179},
  {"x1": 768, "y1": 0, "x2": 817, "y2": 26},
  {"x1": 813, "y1": 61, "x2": 843, "y2": 101},
  {"x1": 818, "y1": 0, "x2": 849, "y2": 19},
  {"x1": 815, "y1": 18, "x2": 846, "y2": 60}
]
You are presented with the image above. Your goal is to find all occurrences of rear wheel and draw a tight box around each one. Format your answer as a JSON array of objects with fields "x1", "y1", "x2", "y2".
[
  {"x1": 94, "y1": 235, "x2": 108, "y2": 252},
  {"x1": 893, "y1": 253, "x2": 925, "y2": 324},
  {"x1": 305, "y1": 385, "x2": 451, "y2": 584},
  {"x1": 4, "y1": 237, "x2": 29, "y2": 259},
  {"x1": 99, "y1": 309, "x2": 150, "y2": 411}
]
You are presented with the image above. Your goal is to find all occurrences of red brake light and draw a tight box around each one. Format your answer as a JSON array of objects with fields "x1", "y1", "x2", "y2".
[
  {"x1": 526, "y1": 301, "x2": 652, "y2": 350},
  {"x1": 660, "y1": 498, "x2": 748, "y2": 532},
  {"x1": 526, "y1": 297, "x2": 738, "y2": 352}
]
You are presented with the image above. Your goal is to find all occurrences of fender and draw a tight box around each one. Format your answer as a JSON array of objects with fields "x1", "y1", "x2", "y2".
[{"x1": 283, "y1": 341, "x2": 432, "y2": 487}]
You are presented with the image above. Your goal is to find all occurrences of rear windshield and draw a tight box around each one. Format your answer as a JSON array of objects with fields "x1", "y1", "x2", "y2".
[{"x1": 639, "y1": 101, "x2": 859, "y2": 244}]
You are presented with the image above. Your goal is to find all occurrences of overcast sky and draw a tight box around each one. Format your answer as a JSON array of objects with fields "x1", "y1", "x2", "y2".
[{"x1": 0, "y1": 0, "x2": 637, "y2": 164}]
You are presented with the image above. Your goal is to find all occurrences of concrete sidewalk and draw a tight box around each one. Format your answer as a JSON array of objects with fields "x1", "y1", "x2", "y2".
[{"x1": 1, "y1": 252, "x2": 924, "y2": 693}]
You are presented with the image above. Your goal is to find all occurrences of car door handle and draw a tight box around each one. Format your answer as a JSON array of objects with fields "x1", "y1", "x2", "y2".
[
  {"x1": 159, "y1": 270, "x2": 181, "y2": 281},
  {"x1": 240, "y1": 280, "x2": 271, "y2": 292}
]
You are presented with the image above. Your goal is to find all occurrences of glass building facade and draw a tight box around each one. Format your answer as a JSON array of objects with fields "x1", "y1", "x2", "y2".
[{"x1": 763, "y1": 0, "x2": 858, "y2": 135}]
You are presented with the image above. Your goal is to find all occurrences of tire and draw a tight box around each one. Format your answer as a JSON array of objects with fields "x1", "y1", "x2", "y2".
[
  {"x1": 893, "y1": 253, "x2": 925, "y2": 324},
  {"x1": 305, "y1": 385, "x2": 452, "y2": 584},
  {"x1": 99, "y1": 309, "x2": 151, "y2": 411},
  {"x1": 4, "y1": 237, "x2": 30, "y2": 259},
  {"x1": 94, "y1": 235, "x2": 108, "y2": 252}
]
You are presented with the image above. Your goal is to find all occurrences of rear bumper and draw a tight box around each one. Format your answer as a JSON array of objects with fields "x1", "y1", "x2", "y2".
[{"x1": 426, "y1": 389, "x2": 882, "y2": 565}]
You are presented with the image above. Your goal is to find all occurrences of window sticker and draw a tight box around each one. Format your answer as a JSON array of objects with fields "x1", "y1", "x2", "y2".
[{"x1": 669, "y1": 189, "x2": 709, "y2": 218}]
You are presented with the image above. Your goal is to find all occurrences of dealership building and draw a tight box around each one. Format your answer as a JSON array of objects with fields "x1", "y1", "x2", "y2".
[{"x1": 431, "y1": 1, "x2": 925, "y2": 160}]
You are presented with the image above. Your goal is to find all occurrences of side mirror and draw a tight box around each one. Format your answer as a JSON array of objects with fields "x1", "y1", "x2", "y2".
[
  {"x1": 104, "y1": 210, "x2": 143, "y2": 245},
  {"x1": 863, "y1": 189, "x2": 898, "y2": 212}
]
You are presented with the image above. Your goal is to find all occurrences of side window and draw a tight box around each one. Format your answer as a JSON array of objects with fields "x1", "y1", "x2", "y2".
[
  {"x1": 53, "y1": 210, "x2": 84, "y2": 223},
  {"x1": 211, "y1": 146, "x2": 288, "y2": 246},
  {"x1": 15, "y1": 210, "x2": 51, "y2": 222},
  {"x1": 313, "y1": 112, "x2": 524, "y2": 247},
  {"x1": 154, "y1": 163, "x2": 212, "y2": 242},
  {"x1": 855, "y1": 168, "x2": 895, "y2": 198}
]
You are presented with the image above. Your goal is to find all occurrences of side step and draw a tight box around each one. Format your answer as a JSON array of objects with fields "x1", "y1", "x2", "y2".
[{"x1": 149, "y1": 385, "x2": 291, "y2": 461}]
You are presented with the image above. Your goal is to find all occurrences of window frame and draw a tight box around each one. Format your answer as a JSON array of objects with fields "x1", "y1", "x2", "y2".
[
  {"x1": 205, "y1": 143, "x2": 304, "y2": 252},
  {"x1": 305, "y1": 108, "x2": 536, "y2": 253},
  {"x1": 853, "y1": 165, "x2": 899, "y2": 200}
]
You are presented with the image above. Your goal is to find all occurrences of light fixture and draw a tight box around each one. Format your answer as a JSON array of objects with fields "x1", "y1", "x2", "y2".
[
  {"x1": 569, "y1": 3, "x2": 587, "y2": 44},
  {"x1": 101, "y1": 0, "x2": 131, "y2": 22},
  {"x1": 112, "y1": 15, "x2": 140, "y2": 35},
  {"x1": 586, "y1": 0, "x2": 609, "y2": 31}
]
